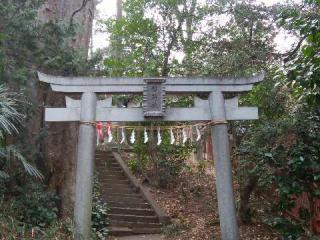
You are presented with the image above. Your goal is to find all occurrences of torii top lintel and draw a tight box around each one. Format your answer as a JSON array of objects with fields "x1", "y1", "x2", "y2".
[{"x1": 37, "y1": 71, "x2": 265, "y2": 93}]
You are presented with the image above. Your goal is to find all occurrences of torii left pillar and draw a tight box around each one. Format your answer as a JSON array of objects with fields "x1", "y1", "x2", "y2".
[{"x1": 74, "y1": 92, "x2": 97, "y2": 240}]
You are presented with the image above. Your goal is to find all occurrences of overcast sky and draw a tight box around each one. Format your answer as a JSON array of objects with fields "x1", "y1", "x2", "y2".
[{"x1": 92, "y1": 0, "x2": 298, "y2": 53}]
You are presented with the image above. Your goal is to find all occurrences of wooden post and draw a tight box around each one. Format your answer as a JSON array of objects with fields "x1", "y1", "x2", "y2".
[
  {"x1": 209, "y1": 91, "x2": 240, "y2": 240},
  {"x1": 74, "y1": 92, "x2": 97, "y2": 240}
]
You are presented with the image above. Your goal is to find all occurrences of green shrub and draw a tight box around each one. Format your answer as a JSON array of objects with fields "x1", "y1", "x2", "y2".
[
  {"x1": 266, "y1": 217, "x2": 304, "y2": 239},
  {"x1": 237, "y1": 107, "x2": 320, "y2": 237},
  {"x1": 13, "y1": 182, "x2": 59, "y2": 228},
  {"x1": 132, "y1": 128, "x2": 195, "y2": 187},
  {"x1": 162, "y1": 218, "x2": 190, "y2": 236},
  {"x1": 91, "y1": 175, "x2": 109, "y2": 239},
  {"x1": 127, "y1": 159, "x2": 140, "y2": 173}
]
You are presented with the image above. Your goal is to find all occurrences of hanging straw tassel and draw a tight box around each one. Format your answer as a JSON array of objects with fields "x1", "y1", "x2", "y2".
[
  {"x1": 157, "y1": 127, "x2": 162, "y2": 145},
  {"x1": 196, "y1": 125, "x2": 201, "y2": 142},
  {"x1": 182, "y1": 128, "x2": 188, "y2": 145},
  {"x1": 144, "y1": 127, "x2": 148, "y2": 143},
  {"x1": 130, "y1": 129, "x2": 136, "y2": 144},
  {"x1": 170, "y1": 128, "x2": 175, "y2": 145},
  {"x1": 120, "y1": 127, "x2": 126, "y2": 144}
]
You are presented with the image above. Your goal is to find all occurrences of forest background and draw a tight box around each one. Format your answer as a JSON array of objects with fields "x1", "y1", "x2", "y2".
[{"x1": 0, "y1": 0, "x2": 319, "y2": 239}]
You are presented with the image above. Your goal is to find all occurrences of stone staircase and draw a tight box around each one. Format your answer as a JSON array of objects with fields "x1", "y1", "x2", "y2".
[{"x1": 95, "y1": 150, "x2": 170, "y2": 236}]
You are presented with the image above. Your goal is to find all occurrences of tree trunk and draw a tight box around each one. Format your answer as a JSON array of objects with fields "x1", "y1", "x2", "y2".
[
  {"x1": 238, "y1": 175, "x2": 259, "y2": 224},
  {"x1": 38, "y1": 0, "x2": 95, "y2": 52},
  {"x1": 35, "y1": 0, "x2": 95, "y2": 217},
  {"x1": 117, "y1": 0, "x2": 122, "y2": 20}
]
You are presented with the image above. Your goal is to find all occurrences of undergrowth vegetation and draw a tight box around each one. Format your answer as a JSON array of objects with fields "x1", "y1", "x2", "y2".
[
  {"x1": 0, "y1": 181, "x2": 73, "y2": 239},
  {"x1": 0, "y1": 176, "x2": 109, "y2": 239},
  {"x1": 0, "y1": 0, "x2": 319, "y2": 239},
  {"x1": 131, "y1": 127, "x2": 195, "y2": 187}
]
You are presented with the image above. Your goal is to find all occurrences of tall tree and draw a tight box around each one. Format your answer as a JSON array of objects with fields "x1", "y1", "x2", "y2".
[{"x1": 37, "y1": 0, "x2": 96, "y2": 217}]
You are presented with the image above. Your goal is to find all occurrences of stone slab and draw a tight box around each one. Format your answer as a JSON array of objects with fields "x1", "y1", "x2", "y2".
[{"x1": 113, "y1": 234, "x2": 165, "y2": 240}]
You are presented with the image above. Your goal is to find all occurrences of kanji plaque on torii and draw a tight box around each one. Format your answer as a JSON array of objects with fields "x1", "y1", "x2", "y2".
[
  {"x1": 38, "y1": 71, "x2": 265, "y2": 240},
  {"x1": 143, "y1": 78, "x2": 166, "y2": 118}
]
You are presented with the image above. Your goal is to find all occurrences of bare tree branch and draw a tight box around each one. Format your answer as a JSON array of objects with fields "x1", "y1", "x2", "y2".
[
  {"x1": 70, "y1": 0, "x2": 91, "y2": 27},
  {"x1": 284, "y1": 36, "x2": 307, "y2": 63}
]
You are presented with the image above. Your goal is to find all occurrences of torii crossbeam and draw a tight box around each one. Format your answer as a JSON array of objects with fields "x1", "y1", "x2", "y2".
[{"x1": 38, "y1": 71, "x2": 265, "y2": 240}]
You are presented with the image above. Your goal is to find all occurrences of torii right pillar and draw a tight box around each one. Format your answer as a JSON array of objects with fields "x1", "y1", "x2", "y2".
[{"x1": 209, "y1": 91, "x2": 240, "y2": 240}]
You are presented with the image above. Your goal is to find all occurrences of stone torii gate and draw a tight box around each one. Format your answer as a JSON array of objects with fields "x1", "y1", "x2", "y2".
[{"x1": 38, "y1": 71, "x2": 265, "y2": 240}]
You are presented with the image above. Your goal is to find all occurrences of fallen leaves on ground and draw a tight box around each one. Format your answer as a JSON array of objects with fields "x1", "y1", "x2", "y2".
[{"x1": 143, "y1": 163, "x2": 279, "y2": 240}]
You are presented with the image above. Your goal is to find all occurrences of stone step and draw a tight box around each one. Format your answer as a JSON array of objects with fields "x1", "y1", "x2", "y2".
[
  {"x1": 104, "y1": 194, "x2": 143, "y2": 202},
  {"x1": 96, "y1": 157, "x2": 115, "y2": 161},
  {"x1": 104, "y1": 187, "x2": 136, "y2": 194},
  {"x1": 105, "y1": 187, "x2": 137, "y2": 194},
  {"x1": 99, "y1": 171, "x2": 124, "y2": 176},
  {"x1": 102, "y1": 181, "x2": 132, "y2": 187},
  {"x1": 97, "y1": 162, "x2": 119, "y2": 166},
  {"x1": 102, "y1": 186, "x2": 134, "y2": 192},
  {"x1": 96, "y1": 167, "x2": 124, "y2": 173},
  {"x1": 130, "y1": 227, "x2": 162, "y2": 234},
  {"x1": 107, "y1": 192, "x2": 141, "y2": 197},
  {"x1": 95, "y1": 162, "x2": 118, "y2": 167},
  {"x1": 95, "y1": 155, "x2": 115, "y2": 160},
  {"x1": 99, "y1": 173, "x2": 126, "y2": 179},
  {"x1": 108, "y1": 226, "x2": 134, "y2": 236},
  {"x1": 96, "y1": 151, "x2": 113, "y2": 154},
  {"x1": 108, "y1": 226, "x2": 162, "y2": 236},
  {"x1": 96, "y1": 157, "x2": 117, "y2": 161},
  {"x1": 109, "y1": 207, "x2": 155, "y2": 216},
  {"x1": 99, "y1": 167, "x2": 123, "y2": 172},
  {"x1": 96, "y1": 160, "x2": 117, "y2": 165},
  {"x1": 108, "y1": 214, "x2": 159, "y2": 223},
  {"x1": 100, "y1": 171, "x2": 125, "y2": 175},
  {"x1": 96, "y1": 152, "x2": 114, "y2": 155},
  {"x1": 96, "y1": 150, "x2": 169, "y2": 235},
  {"x1": 100, "y1": 180, "x2": 129, "y2": 185},
  {"x1": 99, "y1": 179, "x2": 131, "y2": 185},
  {"x1": 96, "y1": 155, "x2": 115, "y2": 159},
  {"x1": 99, "y1": 176, "x2": 127, "y2": 182},
  {"x1": 99, "y1": 167, "x2": 123, "y2": 171},
  {"x1": 109, "y1": 220, "x2": 162, "y2": 229},
  {"x1": 104, "y1": 197, "x2": 146, "y2": 205},
  {"x1": 100, "y1": 177, "x2": 132, "y2": 184},
  {"x1": 105, "y1": 167, "x2": 122, "y2": 171},
  {"x1": 99, "y1": 167, "x2": 122, "y2": 171},
  {"x1": 107, "y1": 201, "x2": 150, "y2": 209},
  {"x1": 100, "y1": 169, "x2": 123, "y2": 174}
]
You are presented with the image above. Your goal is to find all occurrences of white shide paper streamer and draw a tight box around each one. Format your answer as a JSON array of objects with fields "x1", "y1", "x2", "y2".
[
  {"x1": 130, "y1": 129, "x2": 136, "y2": 144},
  {"x1": 108, "y1": 130, "x2": 113, "y2": 143},
  {"x1": 120, "y1": 128, "x2": 125, "y2": 144},
  {"x1": 196, "y1": 126, "x2": 201, "y2": 141},
  {"x1": 157, "y1": 127, "x2": 162, "y2": 145},
  {"x1": 182, "y1": 128, "x2": 188, "y2": 145},
  {"x1": 170, "y1": 128, "x2": 175, "y2": 145},
  {"x1": 144, "y1": 127, "x2": 148, "y2": 143}
]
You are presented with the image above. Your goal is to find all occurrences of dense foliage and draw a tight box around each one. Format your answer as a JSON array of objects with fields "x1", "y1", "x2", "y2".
[
  {"x1": 237, "y1": 0, "x2": 320, "y2": 238},
  {"x1": 91, "y1": 175, "x2": 109, "y2": 239},
  {"x1": 0, "y1": 0, "x2": 319, "y2": 238},
  {"x1": 101, "y1": 0, "x2": 320, "y2": 238},
  {"x1": 130, "y1": 127, "x2": 195, "y2": 187},
  {"x1": 277, "y1": 0, "x2": 320, "y2": 105},
  {"x1": 0, "y1": 0, "x2": 102, "y2": 238}
]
